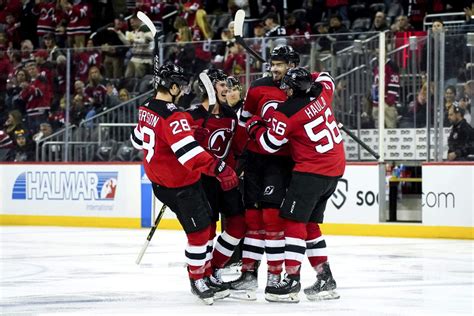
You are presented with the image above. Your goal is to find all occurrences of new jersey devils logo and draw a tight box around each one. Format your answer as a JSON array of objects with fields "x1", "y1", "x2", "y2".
[
  {"x1": 261, "y1": 100, "x2": 282, "y2": 122},
  {"x1": 208, "y1": 128, "x2": 233, "y2": 159}
]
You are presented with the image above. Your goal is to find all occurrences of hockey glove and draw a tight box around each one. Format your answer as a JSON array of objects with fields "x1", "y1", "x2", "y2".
[
  {"x1": 212, "y1": 159, "x2": 239, "y2": 191},
  {"x1": 192, "y1": 126, "x2": 210, "y2": 143},
  {"x1": 246, "y1": 116, "x2": 266, "y2": 140}
]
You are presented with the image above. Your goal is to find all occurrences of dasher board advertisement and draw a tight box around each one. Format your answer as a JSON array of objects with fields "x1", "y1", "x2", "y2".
[
  {"x1": 0, "y1": 164, "x2": 141, "y2": 218},
  {"x1": 422, "y1": 163, "x2": 474, "y2": 227},
  {"x1": 324, "y1": 163, "x2": 380, "y2": 224}
]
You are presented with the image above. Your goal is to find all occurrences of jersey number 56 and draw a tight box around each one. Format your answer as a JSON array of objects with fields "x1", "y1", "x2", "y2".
[{"x1": 304, "y1": 107, "x2": 342, "y2": 153}]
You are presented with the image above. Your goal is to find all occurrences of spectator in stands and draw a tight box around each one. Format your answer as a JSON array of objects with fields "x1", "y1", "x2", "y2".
[
  {"x1": 114, "y1": 13, "x2": 153, "y2": 78},
  {"x1": 4, "y1": 12, "x2": 21, "y2": 49},
  {"x1": 20, "y1": 39, "x2": 34, "y2": 63},
  {"x1": 84, "y1": 66, "x2": 107, "y2": 111},
  {"x1": 71, "y1": 80, "x2": 87, "y2": 126},
  {"x1": 264, "y1": 12, "x2": 287, "y2": 46},
  {"x1": 390, "y1": 15, "x2": 413, "y2": 32},
  {"x1": 0, "y1": 129, "x2": 15, "y2": 161},
  {"x1": 213, "y1": 25, "x2": 233, "y2": 68},
  {"x1": 370, "y1": 11, "x2": 389, "y2": 32},
  {"x1": 251, "y1": 22, "x2": 265, "y2": 51},
  {"x1": 20, "y1": 60, "x2": 52, "y2": 133},
  {"x1": 447, "y1": 105, "x2": 474, "y2": 161},
  {"x1": 6, "y1": 68, "x2": 29, "y2": 112},
  {"x1": 49, "y1": 95, "x2": 65, "y2": 130},
  {"x1": 181, "y1": 0, "x2": 201, "y2": 27},
  {"x1": 314, "y1": 21, "x2": 331, "y2": 52},
  {"x1": 102, "y1": 17, "x2": 128, "y2": 79},
  {"x1": 101, "y1": 79, "x2": 120, "y2": 113},
  {"x1": 190, "y1": 9, "x2": 213, "y2": 74},
  {"x1": 3, "y1": 109, "x2": 25, "y2": 140},
  {"x1": 285, "y1": 12, "x2": 311, "y2": 54},
  {"x1": 443, "y1": 85, "x2": 457, "y2": 127},
  {"x1": 43, "y1": 33, "x2": 64, "y2": 63},
  {"x1": 327, "y1": 14, "x2": 350, "y2": 52},
  {"x1": 61, "y1": 0, "x2": 91, "y2": 49},
  {"x1": 74, "y1": 38, "x2": 102, "y2": 83},
  {"x1": 33, "y1": 122, "x2": 53, "y2": 143},
  {"x1": 12, "y1": 129, "x2": 35, "y2": 162},
  {"x1": 174, "y1": 16, "x2": 192, "y2": 42},
  {"x1": 33, "y1": 0, "x2": 57, "y2": 48},
  {"x1": 399, "y1": 81, "x2": 433, "y2": 128},
  {"x1": 118, "y1": 88, "x2": 130, "y2": 103},
  {"x1": 371, "y1": 57, "x2": 400, "y2": 128},
  {"x1": 34, "y1": 49, "x2": 55, "y2": 86},
  {"x1": 223, "y1": 42, "x2": 246, "y2": 76}
]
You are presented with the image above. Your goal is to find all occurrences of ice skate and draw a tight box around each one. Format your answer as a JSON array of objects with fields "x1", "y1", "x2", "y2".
[
  {"x1": 265, "y1": 272, "x2": 281, "y2": 292},
  {"x1": 205, "y1": 269, "x2": 230, "y2": 299},
  {"x1": 228, "y1": 270, "x2": 258, "y2": 300},
  {"x1": 304, "y1": 262, "x2": 340, "y2": 301},
  {"x1": 265, "y1": 275, "x2": 301, "y2": 303},
  {"x1": 190, "y1": 278, "x2": 214, "y2": 305}
]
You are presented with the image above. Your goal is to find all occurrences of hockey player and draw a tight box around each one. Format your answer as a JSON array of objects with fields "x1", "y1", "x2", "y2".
[
  {"x1": 130, "y1": 63, "x2": 239, "y2": 305},
  {"x1": 229, "y1": 45, "x2": 299, "y2": 299},
  {"x1": 247, "y1": 67, "x2": 345, "y2": 303},
  {"x1": 187, "y1": 68, "x2": 246, "y2": 299}
]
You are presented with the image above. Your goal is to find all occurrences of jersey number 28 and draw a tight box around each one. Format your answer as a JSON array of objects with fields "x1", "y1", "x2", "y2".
[{"x1": 304, "y1": 107, "x2": 342, "y2": 153}]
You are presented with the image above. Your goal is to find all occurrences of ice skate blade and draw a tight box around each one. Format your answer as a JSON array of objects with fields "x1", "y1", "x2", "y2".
[
  {"x1": 198, "y1": 296, "x2": 214, "y2": 305},
  {"x1": 214, "y1": 289, "x2": 230, "y2": 300},
  {"x1": 229, "y1": 289, "x2": 257, "y2": 301},
  {"x1": 264, "y1": 292, "x2": 299, "y2": 303},
  {"x1": 305, "y1": 290, "x2": 340, "y2": 301}
]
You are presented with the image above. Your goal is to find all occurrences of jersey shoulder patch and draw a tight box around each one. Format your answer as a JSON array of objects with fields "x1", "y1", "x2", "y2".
[
  {"x1": 250, "y1": 76, "x2": 276, "y2": 88},
  {"x1": 278, "y1": 96, "x2": 313, "y2": 118},
  {"x1": 186, "y1": 104, "x2": 207, "y2": 120},
  {"x1": 145, "y1": 99, "x2": 181, "y2": 119}
]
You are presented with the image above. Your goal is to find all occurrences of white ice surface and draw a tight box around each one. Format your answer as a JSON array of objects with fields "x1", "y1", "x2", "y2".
[{"x1": 1, "y1": 226, "x2": 473, "y2": 316}]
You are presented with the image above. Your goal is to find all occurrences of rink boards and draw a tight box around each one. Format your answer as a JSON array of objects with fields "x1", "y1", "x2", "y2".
[{"x1": 0, "y1": 162, "x2": 472, "y2": 239}]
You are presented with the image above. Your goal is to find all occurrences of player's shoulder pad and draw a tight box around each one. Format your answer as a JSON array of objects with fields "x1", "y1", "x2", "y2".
[
  {"x1": 277, "y1": 96, "x2": 313, "y2": 118},
  {"x1": 186, "y1": 103, "x2": 207, "y2": 120},
  {"x1": 249, "y1": 76, "x2": 276, "y2": 88},
  {"x1": 221, "y1": 104, "x2": 238, "y2": 119},
  {"x1": 144, "y1": 99, "x2": 182, "y2": 119}
]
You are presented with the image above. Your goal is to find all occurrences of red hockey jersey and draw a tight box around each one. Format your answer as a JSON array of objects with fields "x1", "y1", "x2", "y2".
[
  {"x1": 33, "y1": 2, "x2": 56, "y2": 36},
  {"x1": 254, "y1": 72, "x2": 346, "y2": 177},
  {"x1": 187, "y1": 104, "x2": 238, "y2": 168},
  {"x1": 237, "y1": 76, "x2": 289, "y2": 156},
  {"x1": 131, "y1": 98, "x2": 217, "y2": 188}
]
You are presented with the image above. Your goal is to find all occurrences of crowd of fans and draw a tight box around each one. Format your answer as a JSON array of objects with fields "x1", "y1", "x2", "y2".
[{"x1": 0, "y1": 0, "x2": 473, "y2": 161}]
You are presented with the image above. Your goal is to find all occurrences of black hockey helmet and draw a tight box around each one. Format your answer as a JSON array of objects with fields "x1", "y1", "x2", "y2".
[
  {"x1": 197, "y1": 68, "x2": 228, "y2": 94},
  {"x1": 289, "y1": 50, "x2": 300, "y2": 66},
  {"x1": 226, "y1": 76, "x2": 241, "y2": 89},
  {"x1": 154, "y1": 63, "x2": 189, "y2": 90},
  {"x1": 280, "y1": 67, "x2": 312, "y2": 95},
  {"x1": 270, "y1": 45, "x2": 299, "y2": 65}
]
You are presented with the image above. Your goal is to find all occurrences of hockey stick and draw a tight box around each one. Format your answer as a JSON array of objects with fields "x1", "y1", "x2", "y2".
[
  {"x1": 137, "y1": 11, "x2": 161, "y2": 87},
  {"x1": 136, "y1": 203, "x2": 167, "y2": 265},
  {"x1": 233, "y1": 9, "x2": 266, "y2": 63},
  {"x1": 199, "y1": 72, "x2": 217, "y2": 128},
  {"x1": 338, "y1": 123, "x2": 380, "y2": 159}
]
